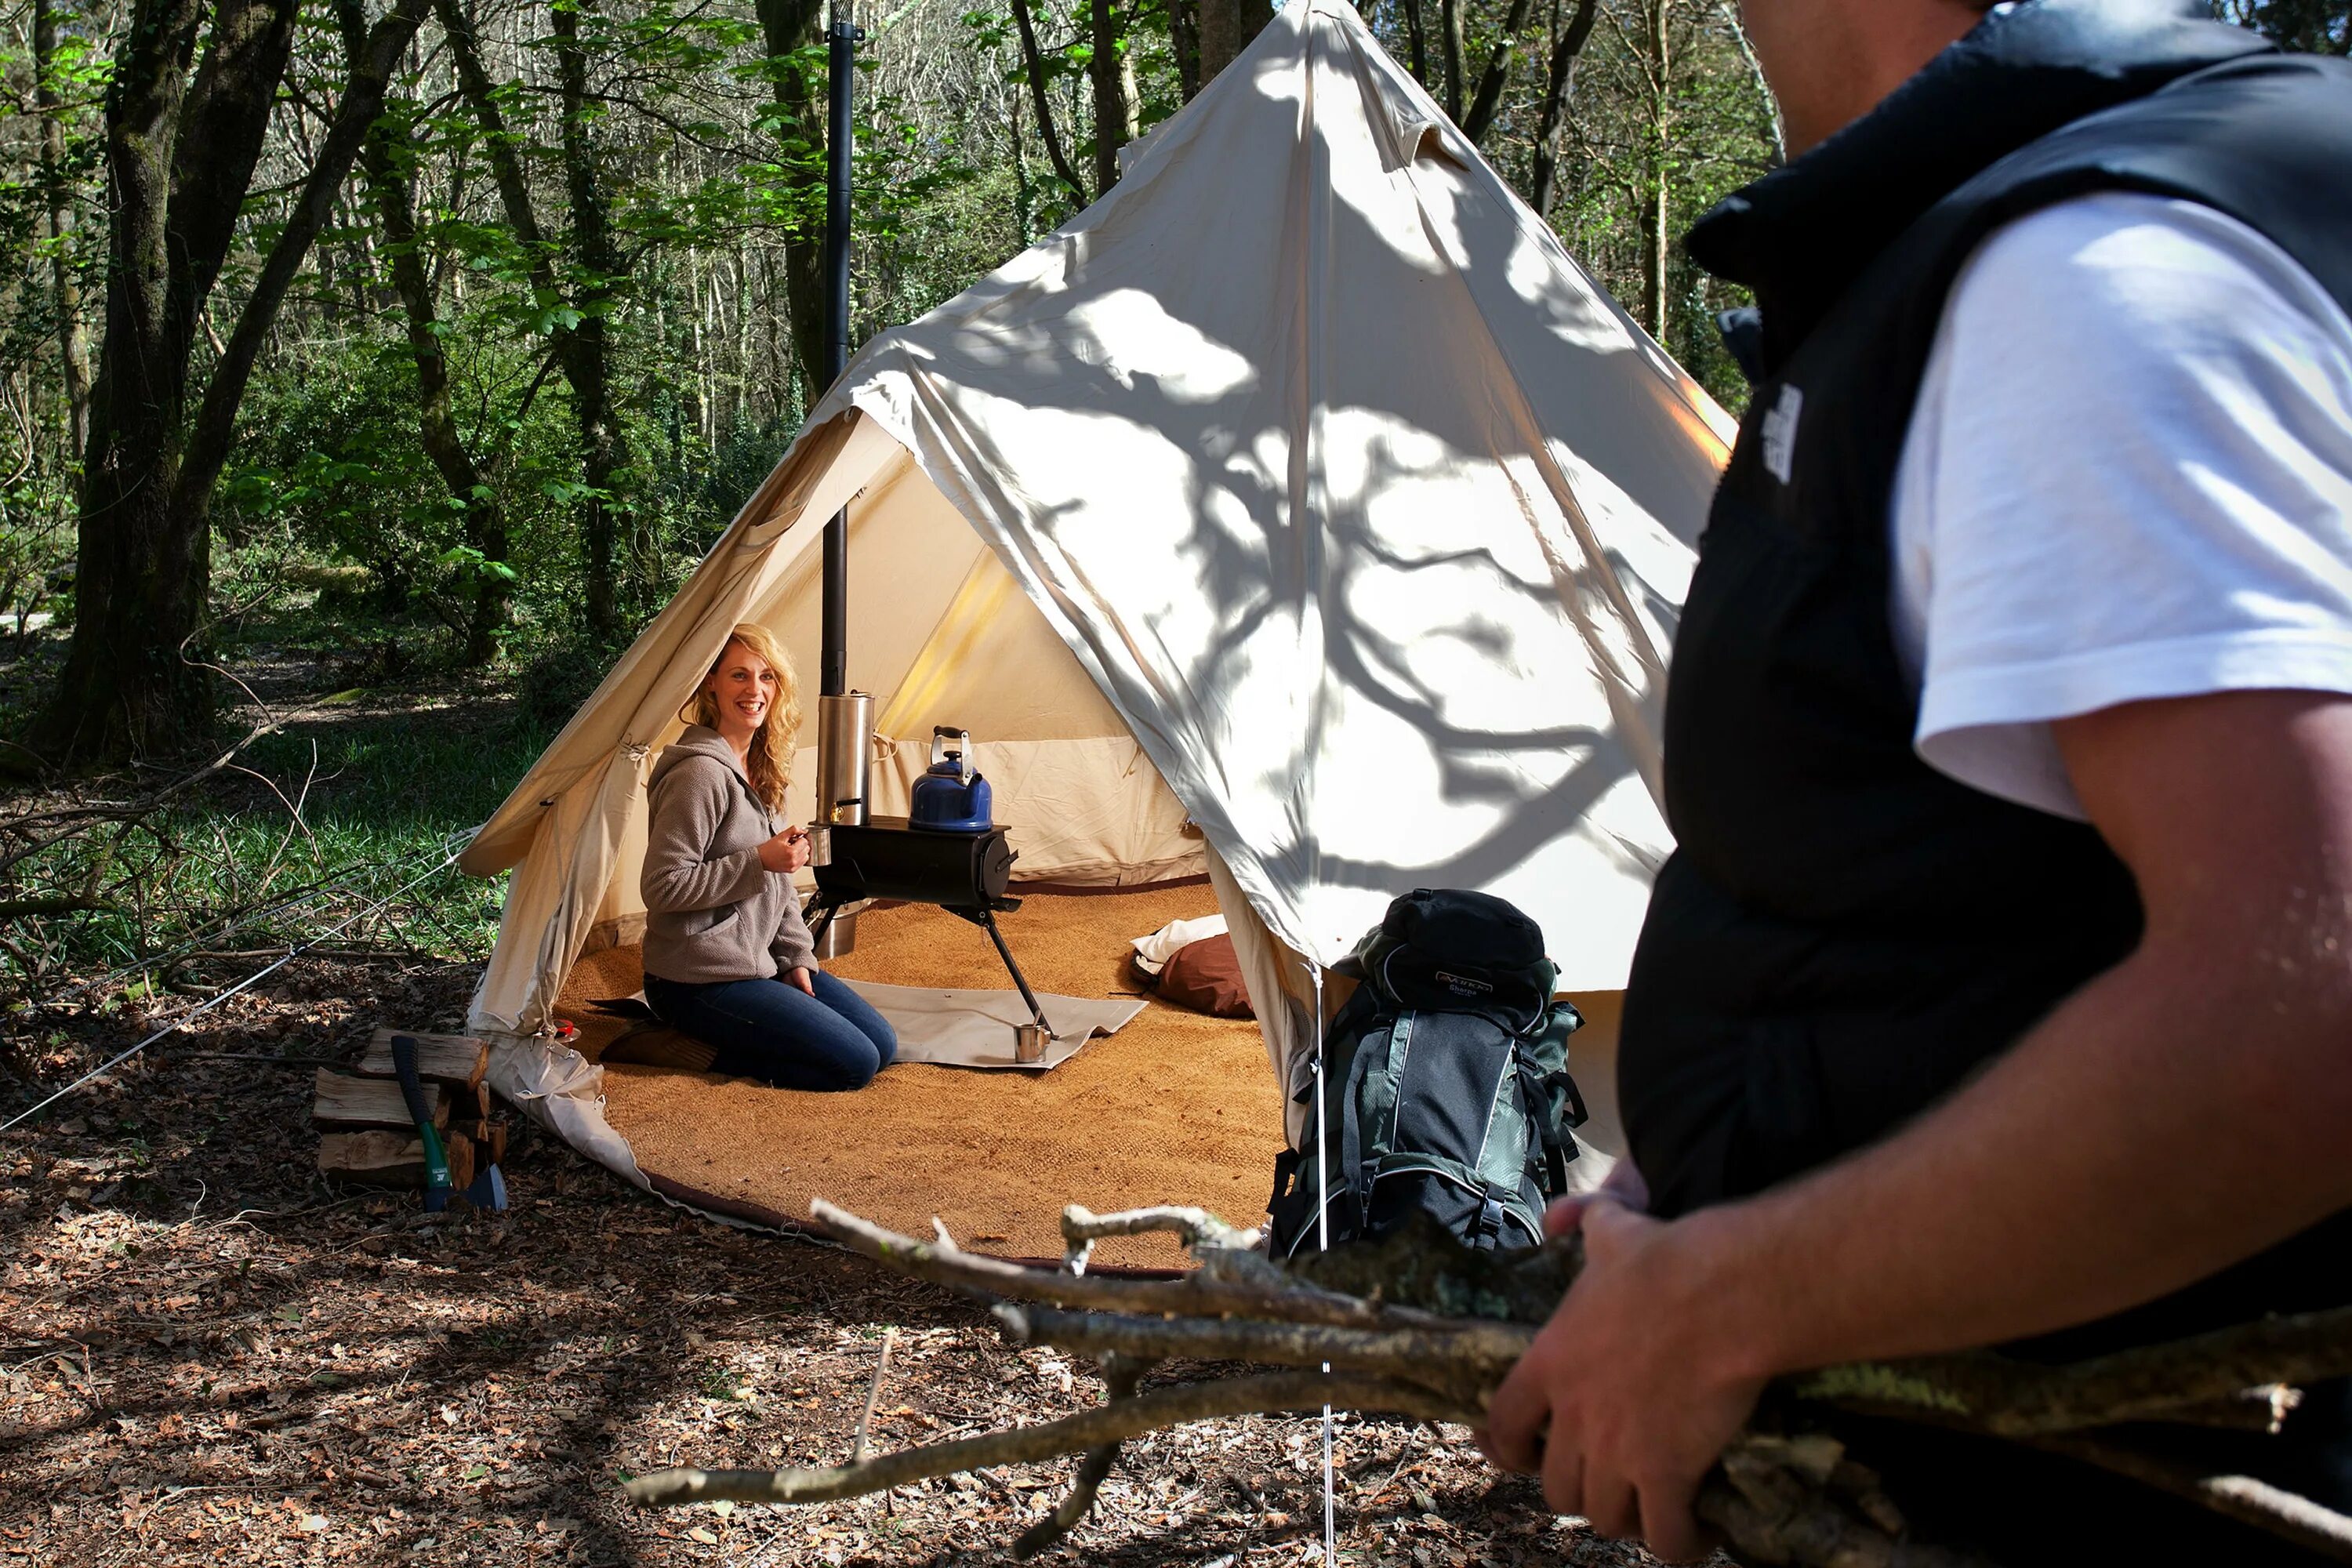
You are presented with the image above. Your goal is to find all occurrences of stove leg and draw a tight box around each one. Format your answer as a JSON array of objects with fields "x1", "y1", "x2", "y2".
[
  {"x1": 977, "y1": 908, "x2": 1051, "y2": 1032},
  {"x1": 806, "y1": 895, "x2": 842, "y2": 946}
]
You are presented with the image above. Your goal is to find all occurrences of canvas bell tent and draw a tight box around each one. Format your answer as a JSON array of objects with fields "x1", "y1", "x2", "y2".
[{"x1": 458, "y1": 0, "x2": 1733, "y2": 1200}]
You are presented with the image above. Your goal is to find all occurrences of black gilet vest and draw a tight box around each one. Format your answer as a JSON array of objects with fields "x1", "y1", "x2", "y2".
[{"x1": 1619, "y1": 1, "x2": 2352, "y2": 1226}]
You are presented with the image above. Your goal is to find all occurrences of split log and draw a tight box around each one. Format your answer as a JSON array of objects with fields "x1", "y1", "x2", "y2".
[
  {"x1": 317, "y1": 1130, "x2": 428, "y2": 1186},
  {"x1": 312, "y1": 1069, "x2": 448, "y2": 1131},
  {"x1": 443, "y1": 1079, "x2": 492, "y2": 1124},
  {"x1": 444, "y1": 1131, "x2": 476, "y2": 1197},
  {"x1": 318, "y1": 1128, "x2": 474, "y2": 1193},
  {"x1": 358, "y1": 1028, "x2": 488, "y2": 1090}
]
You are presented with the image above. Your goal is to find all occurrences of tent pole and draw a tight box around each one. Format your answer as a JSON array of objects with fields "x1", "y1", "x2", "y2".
[
  {"x1": 818, "y1": 0, "x2": 859, "y2": 699},
  {"x1": 811, "y1": 0, "x2": 868, "y2": 960}
]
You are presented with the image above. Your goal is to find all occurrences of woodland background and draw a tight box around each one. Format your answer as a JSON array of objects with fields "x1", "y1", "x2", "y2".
[{"x1": 0, "y1": 0, "x2": 2343, "y2": 754}]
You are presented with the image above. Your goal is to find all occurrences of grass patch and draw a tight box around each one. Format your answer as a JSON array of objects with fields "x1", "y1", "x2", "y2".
[
  {"x1": 0, "y1": 598, "x2": 646, "y2": 1006},
  {"x1": 2, "y1": 688, "x2": 561, "y2": 1005}
]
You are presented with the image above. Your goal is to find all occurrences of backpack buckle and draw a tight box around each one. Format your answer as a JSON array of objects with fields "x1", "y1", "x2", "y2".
[
  {"x1": 1472, "y1": 1180, "x2": 1514, "y2": 1244},
  {"x1": 1269, "y1": 1147, "x2": 1299, "y2": 1210}
]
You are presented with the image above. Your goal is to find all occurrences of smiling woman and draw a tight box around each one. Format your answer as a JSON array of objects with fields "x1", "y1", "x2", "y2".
[{"x1": 635, "y1": 623, "x2": 897, "y2": 1091}]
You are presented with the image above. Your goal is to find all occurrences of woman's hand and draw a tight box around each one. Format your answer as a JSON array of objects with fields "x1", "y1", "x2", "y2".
[
  {"x1": 787, "y1": 966, "x2": 816, "y2": 996},
  {"x1": 757, "y1": 827, "x2": 811, "y2": 874}
]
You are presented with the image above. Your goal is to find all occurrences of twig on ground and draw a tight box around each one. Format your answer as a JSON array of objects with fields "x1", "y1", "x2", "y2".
[
  {"x1": 852, "y1": 1327, "x2": 895, "y2": 1465},
  {"x1": 625, "y1": 1370, "x2": 1468, "y2": 1507},
  {"x1": 1014, "y1": 1351, "x2": 1156, "y2": 1559}
]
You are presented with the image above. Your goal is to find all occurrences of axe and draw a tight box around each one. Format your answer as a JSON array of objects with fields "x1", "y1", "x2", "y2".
[{"x1": 390, "y1": 1033, "x2": 506, "y2": 1213}]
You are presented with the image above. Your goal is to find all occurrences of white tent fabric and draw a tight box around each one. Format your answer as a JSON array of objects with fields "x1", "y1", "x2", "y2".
[{"x1": 459, "y1": 0, "x2": 1730, "y2": 1168}]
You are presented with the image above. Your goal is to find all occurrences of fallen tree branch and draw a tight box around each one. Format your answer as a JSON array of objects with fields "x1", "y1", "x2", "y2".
[
  {"x1": 1061, "y1": 1203, "x2": 1262, "y2": 1255},
  {"x1": 1013, "y1": 1351, "x2": 1154, "y2": 1559},
  {"x1": 996, "y1": 1301, "x2": 1526, "y2": 1410},
  {"x1": 812, "y1": 1198, "x2": 1390, "y2": 1327},
  {"x1": 623, "y1": 1370, "x2": 1470, "y2": 1507},
  {"x1": 0, "y1": 896, "x2": 114, "y2": 920},
  {"x1": 1796, "y1": 1305, "x2": 2352, "y2": 1438},
  {"x1": 629, "y1": 1199, "x2": 2352, "y2": 1567},
  {"x1": 2032, "y1": 1432, "x2": 2352, "y2": 1563}
]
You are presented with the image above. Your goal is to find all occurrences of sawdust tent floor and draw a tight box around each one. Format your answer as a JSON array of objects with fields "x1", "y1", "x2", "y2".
[{"x1": 557, "y1": 882, "x2": 1287, "y2": 1270}]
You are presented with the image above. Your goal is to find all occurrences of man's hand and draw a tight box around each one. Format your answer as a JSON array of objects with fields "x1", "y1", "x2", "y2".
[{"x1": 1476, "y1": 1199, "x2": 1763, "y2": 1559}]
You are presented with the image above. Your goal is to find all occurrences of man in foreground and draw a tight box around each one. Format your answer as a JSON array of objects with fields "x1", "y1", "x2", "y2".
[{"x1": 1479, "y1": 0, "x2": 2352, "y2": 1559}]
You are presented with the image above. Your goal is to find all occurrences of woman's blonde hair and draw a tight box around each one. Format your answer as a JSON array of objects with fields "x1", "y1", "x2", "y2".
[{"x1": 681, "y1": 622, "x2": 801, "y2": 813}]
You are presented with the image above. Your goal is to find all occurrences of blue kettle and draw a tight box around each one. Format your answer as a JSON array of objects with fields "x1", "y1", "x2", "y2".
[{"x1": 909, "y1": 726, "x2": 993, "y2": 833}]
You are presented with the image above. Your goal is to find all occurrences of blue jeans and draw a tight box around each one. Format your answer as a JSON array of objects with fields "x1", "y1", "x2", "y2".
[{"x1": 642, "y1": 970, "x2": 897, "y2": 1091}]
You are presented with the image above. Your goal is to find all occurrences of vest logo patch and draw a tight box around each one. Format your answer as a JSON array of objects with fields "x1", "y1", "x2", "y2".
[{"x1": 1761, "y1": 383, "x2": 1803, "y2": 485}]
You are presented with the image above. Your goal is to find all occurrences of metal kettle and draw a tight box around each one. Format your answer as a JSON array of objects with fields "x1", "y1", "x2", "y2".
[{"x1": 908, "y1": 726, "x2": 993, "y2": 833}]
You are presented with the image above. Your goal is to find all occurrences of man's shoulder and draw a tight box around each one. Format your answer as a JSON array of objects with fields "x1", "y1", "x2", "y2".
[{"x1": 1952, "y1": 191, "x2": 2352, "y2": 354}]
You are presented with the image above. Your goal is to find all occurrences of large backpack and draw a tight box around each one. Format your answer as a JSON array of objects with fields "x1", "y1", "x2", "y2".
[{"x1": 1265, "y1": 887, "x2": 1587, "y2": 1257}]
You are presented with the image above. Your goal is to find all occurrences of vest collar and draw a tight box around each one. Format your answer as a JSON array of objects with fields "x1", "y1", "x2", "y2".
[{"x1": 1687, "y1": 0, "x2": 2270, "y2": 374}]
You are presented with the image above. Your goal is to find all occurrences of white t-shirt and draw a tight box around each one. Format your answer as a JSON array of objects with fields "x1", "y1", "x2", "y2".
[{"x1": 1891, "y1": 191, "x2": 2352, "y2": 820}]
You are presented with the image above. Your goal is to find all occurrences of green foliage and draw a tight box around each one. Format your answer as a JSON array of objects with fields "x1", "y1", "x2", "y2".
[
  {"x1": 218, "y1": 330, "x2": 579, "y2": 635},
  {"x1": 2218, "y1": 0, "x2": 2350, "y2": 53},
  {"x1": 0, "y1": 698, "x2": 558, "y2": 999},
  {"x1": 37, "y1": 0, "x2": 2306, "y2": 764},
  {"x1": 0, "y1": 470, "x2": 76, "y2": 633},
  {"x1": 514, "y1": 631, "x2": 630, "y2": 735}
]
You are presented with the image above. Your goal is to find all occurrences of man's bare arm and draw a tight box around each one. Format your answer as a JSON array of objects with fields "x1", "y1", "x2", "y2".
[{"x1": 1480, "y1": 690, "x2": 2352, "y2": 1556}]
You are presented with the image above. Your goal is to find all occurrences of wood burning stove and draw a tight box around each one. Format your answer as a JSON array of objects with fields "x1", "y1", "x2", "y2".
[{"x1": 805, "y1": 818, "x2": 1047, "y2": 1032}]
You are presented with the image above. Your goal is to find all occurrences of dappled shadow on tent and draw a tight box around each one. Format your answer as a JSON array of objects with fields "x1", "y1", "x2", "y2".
[{"x1": 844, "y1": 38, "x2": 1705, "y2": 948}]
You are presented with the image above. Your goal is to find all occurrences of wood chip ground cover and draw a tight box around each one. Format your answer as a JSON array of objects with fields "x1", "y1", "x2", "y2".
[{"x1": 2, "y1": 958, "x2": 1687, "y2": 1566}]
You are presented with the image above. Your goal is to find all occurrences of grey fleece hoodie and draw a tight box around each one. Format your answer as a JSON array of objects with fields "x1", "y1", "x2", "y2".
[{"x1": 640, "y1": 725, "x2": 818, "y2": 985}]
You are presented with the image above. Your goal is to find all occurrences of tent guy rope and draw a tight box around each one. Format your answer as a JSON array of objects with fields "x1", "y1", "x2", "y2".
[
  {"x1": 0, "y1": 829, "x2": 479, "y2": 1134},
  {"x1": 25, "y1": 826, "x2": 475, "y2": 1012}
]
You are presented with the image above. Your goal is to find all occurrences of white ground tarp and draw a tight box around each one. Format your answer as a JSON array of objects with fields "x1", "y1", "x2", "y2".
[{"x1": 460, "y1": 0, "x2": 1729, "y2": 1163}]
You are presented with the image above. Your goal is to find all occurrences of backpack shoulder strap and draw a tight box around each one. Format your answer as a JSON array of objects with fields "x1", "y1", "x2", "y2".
[{"x1": 1337, "y1": 1008, "x2": 1410, "y2": 1214}]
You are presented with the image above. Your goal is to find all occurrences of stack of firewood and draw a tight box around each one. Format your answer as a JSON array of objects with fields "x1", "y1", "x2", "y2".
[{"x1": 314, "y1": 1028, "x2": 509, "y2": 1194}]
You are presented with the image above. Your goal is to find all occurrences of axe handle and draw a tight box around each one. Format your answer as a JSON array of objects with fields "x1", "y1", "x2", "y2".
[{"x1": 390, "y1": 1034, "x2": 452, "y2": 1192}]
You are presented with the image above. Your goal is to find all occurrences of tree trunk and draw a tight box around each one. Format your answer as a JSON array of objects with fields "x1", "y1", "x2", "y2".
[
  {"x1": 1009, "y1": 0, "x2": 1086, "y2": 203},
  {"x1": 1090, "y1": 0, "x2": 1131, "y2": 193},
  {"x1": 1460, "y1": 0, "x2": 1534, "y2": 145},
  {"x1": 1400, "y1": 0, "x2": 1430, "y2": 89},
  {"x1": 755, "y1": 0, "x2": 829, "y2": 416},
  {"x1": 344, "y1": 0, "x2": 507, "y2": 665},
  {"x1": 24, "y1": 0, "x2": 298, "y2": 762},
  {"x1": 1714, "y1": 0, "x2": 1783, "y2": 164},
  {"x1": 178, "y1": 0, "x2": 427, "y2": 517},
  {"x1": 1439, "y1": 0, "x2": 1465, "y2": 123},
  {"x1": 1527, "y1": 0, "x2": 1597, "y2": 216},
  {"x1": 1196, "y1": 0, "x2": 1265, "y2": 88},
  {"x1": 34, "y1": 0, "x2": 92, "y2": 470},
  {"x1": 551, "y1": 0, "x2": 631, "y2": 633},
  {"x1": 439, "y1": 0, "x2": 627, "y2": 638},
  {"x1": 1166, "y1": 0, "x2": 1200, "y2": 101},
  {"x1": 1007, "y1": 65, "x2": 1036, "y2": 236},
  {"x1": 1639, "y1": 0, "x2": 1670, "y2": 340}
]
